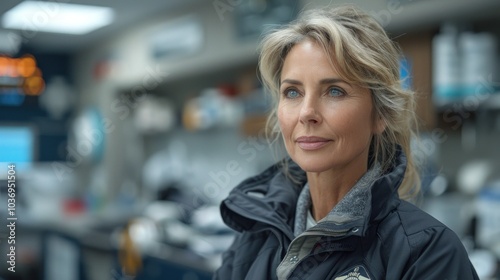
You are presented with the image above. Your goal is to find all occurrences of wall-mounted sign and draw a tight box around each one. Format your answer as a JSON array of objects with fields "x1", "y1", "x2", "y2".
[
  {"x1": 149, "y1": 15, "x2": 204, "y2": 60},
  {"x1": 0, "y1": 54, "x2": 45, "y2": 106}
]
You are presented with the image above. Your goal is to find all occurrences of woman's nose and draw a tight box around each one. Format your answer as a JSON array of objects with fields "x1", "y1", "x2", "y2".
[{"x1": 299, "y1": 95, "x2": 322, "y2": 125}]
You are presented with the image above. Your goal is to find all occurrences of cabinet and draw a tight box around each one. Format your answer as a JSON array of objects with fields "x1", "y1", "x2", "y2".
[{"x1": 396, "y1": 31, "x2": 436, "y2": 131}]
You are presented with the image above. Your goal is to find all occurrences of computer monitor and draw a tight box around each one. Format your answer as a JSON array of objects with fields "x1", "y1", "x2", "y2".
[{"x1": 0, "y1": 125, "x2": 36, "y2": 177}]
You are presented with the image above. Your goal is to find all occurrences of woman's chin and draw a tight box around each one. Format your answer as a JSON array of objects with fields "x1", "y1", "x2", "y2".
[{"x1": 293, "y1": 158, "x2": 335, "y2": 174}]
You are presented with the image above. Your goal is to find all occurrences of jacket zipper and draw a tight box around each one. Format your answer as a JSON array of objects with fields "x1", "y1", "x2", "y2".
[{"x1": 278, "y1": 228, "x2": 353, "y2": 279}]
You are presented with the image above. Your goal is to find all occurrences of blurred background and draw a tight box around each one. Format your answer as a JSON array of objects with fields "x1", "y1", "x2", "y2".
[{"x1": 0, "y1": 0, "x2": 499, "y2": 279}]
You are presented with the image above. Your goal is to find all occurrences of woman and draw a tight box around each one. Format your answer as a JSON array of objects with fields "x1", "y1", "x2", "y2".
[{"x1": 214, "y1": 5, "x2": 478, "y2": 280}]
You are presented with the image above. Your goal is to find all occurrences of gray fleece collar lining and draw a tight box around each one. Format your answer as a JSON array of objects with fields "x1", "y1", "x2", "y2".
[{"x1": 294, "y1": 165, "x2": 381, "y2": 236}]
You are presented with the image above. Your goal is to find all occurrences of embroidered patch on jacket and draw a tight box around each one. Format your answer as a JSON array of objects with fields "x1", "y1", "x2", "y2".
[{"x1": 334, "y1": 265, "x2": 371, "y2": 280}]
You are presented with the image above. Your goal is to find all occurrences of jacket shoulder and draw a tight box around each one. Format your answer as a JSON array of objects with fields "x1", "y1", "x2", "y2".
[
  {"x1": 396, "y1": 200, "x2": 448, "y2": 236},
  {"x1": 376, "y1": 200, "x2": 478, "y2": 279},
  {"x1": 376, "y1": 200, "x2": 449, "y2": 246},
  {"x1": 375, "y1": 200, "x2": 447, "y2": 261}
]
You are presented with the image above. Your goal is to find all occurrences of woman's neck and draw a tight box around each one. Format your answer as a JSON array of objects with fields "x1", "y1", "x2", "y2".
[{"x1": 307, "y1": 165, "x2": 367, "y2": 221}]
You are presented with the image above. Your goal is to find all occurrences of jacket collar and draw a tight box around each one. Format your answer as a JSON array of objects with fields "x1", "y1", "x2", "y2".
[
  {"x1": 220, "y1": 147, "x2": 407, "y2": 239},
  {"x1": 220, "y1": 161, "x2": 303, "y2": 240}
]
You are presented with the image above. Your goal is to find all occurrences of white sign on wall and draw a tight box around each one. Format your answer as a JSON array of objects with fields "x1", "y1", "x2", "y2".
[{"x1": 149, "y1": 15, "x2": 204, "y2": 60}]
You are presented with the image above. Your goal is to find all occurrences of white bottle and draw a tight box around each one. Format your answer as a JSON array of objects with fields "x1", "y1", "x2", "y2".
[
  {"x1": 433, "y1": 23, "x2": 461, "y2": 107},
  {"x1": 459, "y1": 32, "x2": 497, "y2": 97}
]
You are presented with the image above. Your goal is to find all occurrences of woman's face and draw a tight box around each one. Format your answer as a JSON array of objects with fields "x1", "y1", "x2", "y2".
[{"x1": 278, "y1": 39, "x2": 382, "y2": 174}]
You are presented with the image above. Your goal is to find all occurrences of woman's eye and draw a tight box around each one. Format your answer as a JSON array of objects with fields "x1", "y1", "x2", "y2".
[
  {"x1": 328, "y1": 87, "x2": 344, "y2": 97},
  {"x1": 284, "y1": 89, "x2": 300, "y2": 99}
]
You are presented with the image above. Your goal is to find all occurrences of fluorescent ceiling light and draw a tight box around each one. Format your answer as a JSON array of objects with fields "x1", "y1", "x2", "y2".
[{"x1": 2, "y1": 1, "x2": 114, "y2": 35}]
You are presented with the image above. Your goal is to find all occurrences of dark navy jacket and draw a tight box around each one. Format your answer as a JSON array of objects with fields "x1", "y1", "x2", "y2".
[{"x1": 214, "y1": 150, "x2": 479, "y2": 279}]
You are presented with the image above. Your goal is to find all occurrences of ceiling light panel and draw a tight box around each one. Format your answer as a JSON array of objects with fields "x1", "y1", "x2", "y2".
[{"x1": 2, "y1": 1, "x2": 114, "y2": 35}]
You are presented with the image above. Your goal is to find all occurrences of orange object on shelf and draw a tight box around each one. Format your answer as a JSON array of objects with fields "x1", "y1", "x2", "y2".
[{"x1": 0, "y1": 54, "x2": 45, "y2": 96}]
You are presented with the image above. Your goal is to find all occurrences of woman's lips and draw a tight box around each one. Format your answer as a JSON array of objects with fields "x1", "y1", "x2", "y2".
[{"x1": 296, "y1": 136, "x2": 332, "y2": 150}]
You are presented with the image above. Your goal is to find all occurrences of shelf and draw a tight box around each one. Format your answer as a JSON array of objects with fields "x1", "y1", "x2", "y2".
[{"x1": 435, "y1": 93, "x2": 500, "y2": 113}]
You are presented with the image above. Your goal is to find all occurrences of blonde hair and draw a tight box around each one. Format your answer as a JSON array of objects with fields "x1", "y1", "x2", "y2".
[{"x1": 258, "y1": 5, "x2": 420, "y2": 200}]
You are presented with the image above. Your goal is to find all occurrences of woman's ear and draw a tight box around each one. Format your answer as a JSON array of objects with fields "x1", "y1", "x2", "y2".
[{"x1": 373, "y1": 115, "x2": 386, "y2": 135}]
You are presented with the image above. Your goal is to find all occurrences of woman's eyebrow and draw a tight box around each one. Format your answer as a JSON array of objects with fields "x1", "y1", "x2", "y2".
[
  {"x1": 319, "y1": 78, "x2": 348, "y2": 85},
  {"x1": 280, "y1": 79, "x2": 302, "y2": 86},
  {"x1": 280, "y1": 78, "x2": 352, "y2": 87}
]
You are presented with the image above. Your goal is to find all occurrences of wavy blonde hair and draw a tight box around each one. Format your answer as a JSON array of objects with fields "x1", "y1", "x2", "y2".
[{"x1": 258, "y1": 5, "x2": 420, "y2": 200}]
